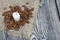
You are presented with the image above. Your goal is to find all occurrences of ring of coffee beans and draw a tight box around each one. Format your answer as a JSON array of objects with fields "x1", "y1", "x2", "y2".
[{"x1": 3, "y1": 5, "x2": 34, "y2": 31}]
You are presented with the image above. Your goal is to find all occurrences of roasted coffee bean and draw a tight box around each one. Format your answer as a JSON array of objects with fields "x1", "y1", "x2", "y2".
[{"x1": 3, "y1": 5, "x2": 34, "y2": 31}]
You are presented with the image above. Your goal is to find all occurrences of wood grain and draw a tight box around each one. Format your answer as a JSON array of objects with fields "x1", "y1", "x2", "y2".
[
  {"x1": 31, "y1": 0, "x2": 60, "y2": 40},
  {"x1": 0, "y1": 0, "x2": 60, "y2": 40}
]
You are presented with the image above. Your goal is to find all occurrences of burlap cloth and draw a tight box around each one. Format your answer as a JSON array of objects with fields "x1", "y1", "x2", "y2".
[{"x1": 0, "y1": 0, "x2": 39, "y2": 40}]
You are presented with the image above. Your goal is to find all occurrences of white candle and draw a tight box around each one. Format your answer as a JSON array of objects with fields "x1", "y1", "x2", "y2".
[{"x1": 12, "y1": 12, "x2": 20, "y2": 21}]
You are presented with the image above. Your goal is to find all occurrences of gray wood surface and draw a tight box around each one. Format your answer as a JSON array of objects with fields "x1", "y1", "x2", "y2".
[
  {"x1": 31, "y1": 0, "x2": 60, "y2": 40},
  {"x1": 0, "y1": 0, "x2": 60, "y2": 40}
]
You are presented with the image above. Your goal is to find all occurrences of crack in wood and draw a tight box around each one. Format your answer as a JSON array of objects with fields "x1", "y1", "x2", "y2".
[{"x1": 55, "y1": 0, "x2": 60, "y2": 21}]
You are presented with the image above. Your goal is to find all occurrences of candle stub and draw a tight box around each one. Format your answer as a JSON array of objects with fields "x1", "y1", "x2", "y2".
[{"x1": 12, "y1": 12, "x2": 20, "y2": 21}]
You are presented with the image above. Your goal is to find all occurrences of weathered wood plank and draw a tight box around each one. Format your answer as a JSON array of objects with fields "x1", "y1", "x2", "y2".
[
  {"x1": 0, "y1": 31, "x2": 6, "y2": 40},
  {"x1": 31, "y1": 0, "x2": 60, "y2": 40}
]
